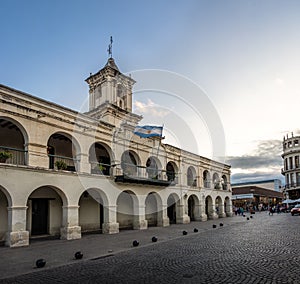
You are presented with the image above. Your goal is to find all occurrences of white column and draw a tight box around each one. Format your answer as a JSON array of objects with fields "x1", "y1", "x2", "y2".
[
  {"x1": 60, "y1": 205, "x2": 81, "y2": 240},
  {"x1": 226, "y1": 202, "x2": 233, "y2": 217},
  {"x1": 199, "y1": 202, "x2": 208, "y2": 221},
  {"x1": 208, "y1": 202, "x2": 219, "y2": 220},
  {"x1": 157, "y1": 204, "x2": 170, "y2": 227},
  {"x1": 218, "y1": 202, "x2": 226, "y2": 218},
  {"x1": 176, "y1": 199, "x2": 190, "y2": 224},
  {"x1": 25, "y1": 143, "x2": 48, "y2": 168},
  {"x1": 6, "y1": 206, "x2": 29, "y2": 247},
  {"x1": 102, "y1": 205, "x2": 119, "y2": 234},
  {"x1": 76, "y1": 153, "x2": 90, "y2": 174},
  {"x1": 133, "y1": 205, "x2": 148, "y2": 230}
]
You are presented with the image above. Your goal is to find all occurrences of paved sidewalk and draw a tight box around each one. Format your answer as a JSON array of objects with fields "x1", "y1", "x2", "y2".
[{"x1": 0, "y1": 214, "x2": 247, "y2": 280}]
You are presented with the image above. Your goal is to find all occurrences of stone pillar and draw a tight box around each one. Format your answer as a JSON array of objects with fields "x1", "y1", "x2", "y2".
[
  {"x1": 208, "y1": 203, "x2": 219, "y2": 220},
  {"x1": 198, "y1": 202, "x2": 208, "y2": 221},
  {"x1": 226, "y1": 203, "x2": 233, "y2": 217},
  {"x1": 176, "y1": 201, "x2": 190, "y2": 224},
  {"x1": 193, "y1": 204, "x2": 202, "y2": 221},
  {"x1": 133, "y1": 205, "x2": 148, "y2": 230},
  {"x1": 110, "y1": 159, "x2": 121, "y2": 176},
  {"x1": 60, "y1": 205, "x2": 81, "y2": 240},
  {"x1": 102, "y1": 205, "x2": 119, "y2": 234},
  {"x1": 25, "y1": 143, "x2": 48, "y2": 168},
  {"x1": 6, "y1": 206, "x2": 29, "y2": 247},
  {"x1": 157, "y1": 205, "x2": 170, "y2": 227},
  {"x1": 218, "y1": 203, "x2": 227, "y2": 218},
  {"x1": 76, "y1": 153, "x2": 90, "y2": 174}
]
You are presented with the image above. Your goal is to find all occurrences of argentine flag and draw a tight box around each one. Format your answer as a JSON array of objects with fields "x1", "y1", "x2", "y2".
[{"x1": 133, "y1": 125, "x2": 163, "y2": 138}]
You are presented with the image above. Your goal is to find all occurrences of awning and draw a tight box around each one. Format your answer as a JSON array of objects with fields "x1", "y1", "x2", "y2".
[
  {"x1": 282, "y1": 199, "x2": 298, "y2": 204},
  {"x1": 232, "y1": 193, "x2": 254, "y2": 200}
]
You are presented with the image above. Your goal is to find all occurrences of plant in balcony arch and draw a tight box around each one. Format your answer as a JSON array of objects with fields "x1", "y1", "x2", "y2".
[
  {"x1": 0, "y1": 151, "x2": 12, "y2": 163},
  {"x1": 55, "y1": 160, "x2": 67, "y2": 170},
  {"x1": 98, "y1": 164, "x2": 106, "y2": 173},
  {"x1": 214, "y1": 181, "x2": 221, "y2": 190}
]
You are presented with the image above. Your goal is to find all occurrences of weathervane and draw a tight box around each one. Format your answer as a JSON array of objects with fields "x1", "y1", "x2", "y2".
[{"x1": 107, "y1": 36, "x2": 113, "y2": 58}]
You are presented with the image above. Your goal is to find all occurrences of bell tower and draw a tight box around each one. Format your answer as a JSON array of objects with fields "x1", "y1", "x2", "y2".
[
  {"x1": 85, "y1": 57, "x2": 135, "y2": 112},
  {"x1": 85, "y1": 38, "x2": 141, "y2": 127}
]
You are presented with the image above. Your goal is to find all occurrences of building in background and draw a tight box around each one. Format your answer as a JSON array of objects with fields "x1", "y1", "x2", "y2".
[
  {"x1": 231, "y1": 185, "x2": 283, "y2": 211},
  {"x1": 0, "y1": 55, "x2": 232, "y2": 247},
  {"x1": 282, "y1": 133, "x2": 300, "y2": 200},
  {"x1": 232, "y1": 179, "x2": 282, "y2": 192}
]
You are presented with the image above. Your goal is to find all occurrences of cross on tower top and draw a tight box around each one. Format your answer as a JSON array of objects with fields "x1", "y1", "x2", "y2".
[{"x1": 107, "y1": 36, "x2": 113, "y2": 58}]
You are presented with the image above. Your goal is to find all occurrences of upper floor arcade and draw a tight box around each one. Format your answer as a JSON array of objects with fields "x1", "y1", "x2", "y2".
[
  {"x1": 0, "y1": 112, "x2": 231, "y2": 191},
  {"x1": 0, "y1": 54, "x2": 231, "y2": 191}
]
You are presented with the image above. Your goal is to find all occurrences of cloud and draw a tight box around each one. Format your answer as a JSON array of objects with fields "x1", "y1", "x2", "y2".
[
  {"x1": 231, "y1": 171, "x2": 283, "y2": 184},
  {"x1": 275, "y1": 77, "x2": 284, "y2": 87},
  {"x1": 134, "y1": 99, "x2": 170, "y2": 118},
  {"x1": 226, "y1": 139, "x2": 283, "y2": 183},
  {"x1": 227, "y1": 155, "x2": 281, "y2": 170}
]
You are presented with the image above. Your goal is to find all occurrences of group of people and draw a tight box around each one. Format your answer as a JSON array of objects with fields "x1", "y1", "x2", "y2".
[
  {"x1": 233, "y1": 206, "x2": 244, "y2": 216},
  {"x1": 268, "y1": 204, "x2": 282, "y2": 215},
  {"x1": 233, "y1": 203, "x2": 283, "y2": 216}
]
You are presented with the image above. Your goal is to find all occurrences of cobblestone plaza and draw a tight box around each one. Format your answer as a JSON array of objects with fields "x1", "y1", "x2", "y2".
[{"x1": 1, "y1": 212, "x2": 300, "y2": 283}]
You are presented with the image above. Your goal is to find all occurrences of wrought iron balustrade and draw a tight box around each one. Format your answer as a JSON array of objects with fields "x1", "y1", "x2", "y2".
[
  {"x1": 115, "y1": 163, "x2": 178, "y2": 186},
  {"x1": 90, "y1": 162, "x2": 111, "y2": 176},
  {"x1": 0, "y1": 146, "x2": 27, "y2": 166},
  {"x1": 48, "y1": 154, "x2": 77, "y2": 172}
]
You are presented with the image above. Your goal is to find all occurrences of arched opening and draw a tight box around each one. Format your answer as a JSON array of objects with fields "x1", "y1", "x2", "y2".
[
  {"x1": 0, "y1": 187, "x2": 10, "y2": 246},
  {"x1": 27, "y1": 186, "x2": 65, "y2": 238},
  {"x1": 167, "y1": 194, "x2": 179, "y2": 224},
  {"x1": 89, "y1": 143, "x2": 111, "y2": 176},
  {"x1": 119, "y1": 99, "x2": 123, "y2": 109},
  {"x1": 213, "y1": 173, "x2": 221, "y2": 189},
  {"x1": 145, "y1": 192, "x2": 159, "y2": 227},
  {"x1": 215, "y1": 196, "x2": 222, "y2": 216},
  {"x1": 166, "y1": 161, "x2": 177, "y2": 183},
  {"x1": 47, "y1": 132, "x2": 77, "y2": 172},
  {"x1": 146, "y1": 157, "x2": 160, "y2": 179},
  {"x1": 224, "y1": 196, "x2": 231, "y2": 216},
  {"x1": 205, "y1": 196, "x2": 213, "y2": 219},
  {"x1": 117, "y1": 190, "x2": 137, "y2": 230},
  {"x1": 188, "y1": 195, "x2": 198, "y2": 221},
  {"x1": 121, "y1": 150, "x2": 139, "y2": 176},
  {"x1": 222, "y1": 175, "x2": 228, "y2": 190},
  {"x1": 0, "y1": 118, "x2": 27, "y2": 165},
  {"x1": 187, "y1": 166, "x2": 197, "y2": 186},
  {"x1": 203, "y1": 170, "x2": 211, "y2": 188},
  {"x1": 79, "y1": 189, "x2": 106, "y2": 234}
]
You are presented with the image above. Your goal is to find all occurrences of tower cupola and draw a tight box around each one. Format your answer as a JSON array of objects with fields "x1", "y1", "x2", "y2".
[{"x1": 84, "y1": 38, "x2": 141, "y2": 127}]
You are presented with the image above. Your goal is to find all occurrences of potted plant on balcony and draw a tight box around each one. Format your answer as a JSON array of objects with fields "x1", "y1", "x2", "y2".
[
  {"x1": 0, "y1": 151, "x2": 12, "y2": 163},
  {"x1": 93, "y1": 164, "x2": 106, "y2": 174},
  {"x1": 214, "y1": 180, "x2": 221, "y2": 190},
  {"x1": 55, "y1": 160, "x2": 67, "y2": 170}
]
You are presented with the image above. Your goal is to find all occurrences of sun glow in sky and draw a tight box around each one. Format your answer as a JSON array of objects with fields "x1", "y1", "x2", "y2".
[{"x1": 1, "y1": 0, "x2": 300, "y2": 183}]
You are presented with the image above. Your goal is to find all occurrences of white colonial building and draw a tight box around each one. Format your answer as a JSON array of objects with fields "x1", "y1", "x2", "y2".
[
  {"x1": 0, "y1": 56, "x2": 232, "y2": 247},
  {"x1": 282, "y1": 133, "x2": 300, "y2": 199}
]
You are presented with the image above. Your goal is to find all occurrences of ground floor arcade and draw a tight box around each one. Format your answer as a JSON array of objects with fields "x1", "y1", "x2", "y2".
[{"x1": 0, "y1": 167, "x2": 232, "y2": 247}]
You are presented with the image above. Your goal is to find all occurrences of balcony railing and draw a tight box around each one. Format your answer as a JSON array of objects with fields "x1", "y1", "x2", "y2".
[
  {"x1": 115, "y1": 163, "x2": 178, "y2": 186},
  {"x1": 203, "y1": 180, "x2": 230, "y2": 190},
  {"x1": 90, "y1": 162, "x2": 111, "y2": 176},
  {"x1": 0, "y1": 146, "x2": 27, "y2": 166},
  {"x1": 204, "y1": 181, "x2": 211, "y2": 188},
  {"x1": 284, "y1": 183, "x2": 300, "y2": 190},
  {"x1": 282, "y1": 165, "x2": 300, "y2": 173},
  {"x1": 48, "y1": 154, "x2": 77, "y2": 172}
]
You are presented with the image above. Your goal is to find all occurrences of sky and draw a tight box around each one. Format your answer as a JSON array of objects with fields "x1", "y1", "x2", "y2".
[{"x1": 1, "y1": 0, "x2": 300, "y2": 184}]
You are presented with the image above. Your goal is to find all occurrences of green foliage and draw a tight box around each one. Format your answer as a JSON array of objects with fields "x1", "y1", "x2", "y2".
[
  {"x1": 55, "y1": 160, "x2": 67, "y2": 170},
  {"x1": 0, "y1": 151, "x2": 12, "y2": 161}
]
